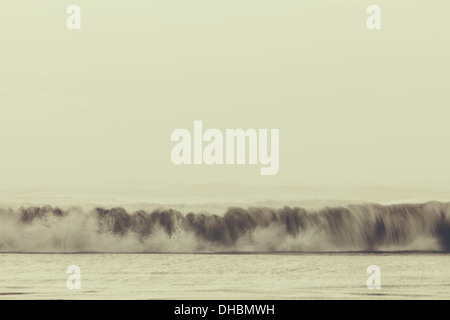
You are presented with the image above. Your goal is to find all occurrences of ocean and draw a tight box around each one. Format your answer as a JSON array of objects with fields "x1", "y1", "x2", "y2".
[
  {"x1": 1, "y1": 253, "x2": 449, "y2": 300},
  {"x1": 0, "y1": 187, "x2": 449, "y2": 300}
]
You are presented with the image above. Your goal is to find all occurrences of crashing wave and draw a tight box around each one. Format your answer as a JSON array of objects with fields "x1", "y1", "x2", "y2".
[{"x1": 0, "y1": 202, "x2": 449, "y2": 253}]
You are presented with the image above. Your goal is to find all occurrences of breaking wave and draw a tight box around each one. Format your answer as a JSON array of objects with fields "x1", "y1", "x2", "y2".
[{"x1": 0, "y1": 202, "x2": 450, "y2": 253}]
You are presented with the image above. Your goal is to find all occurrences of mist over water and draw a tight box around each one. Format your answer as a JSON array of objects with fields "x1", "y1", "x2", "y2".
[{"x1": 1, "y1": 201, "x2": 449, "y2": 253}]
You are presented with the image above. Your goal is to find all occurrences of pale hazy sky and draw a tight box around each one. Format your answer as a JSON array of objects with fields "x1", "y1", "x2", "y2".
[{"x1": 0, "y1": 1, "x2": 449, "y2": 190}]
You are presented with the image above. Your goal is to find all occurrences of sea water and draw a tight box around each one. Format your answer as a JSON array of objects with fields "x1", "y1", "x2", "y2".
[
  {"x1": 1, "y1": 187, "x2": 449, "y2": 300},
  {"x1": 1, "y1": 253, "x2": 449, "y2": 300}
]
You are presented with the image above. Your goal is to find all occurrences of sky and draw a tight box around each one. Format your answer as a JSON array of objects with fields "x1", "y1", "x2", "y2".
[{"x1": 0, "y1": 1, "x2": 450, "y2": 192}]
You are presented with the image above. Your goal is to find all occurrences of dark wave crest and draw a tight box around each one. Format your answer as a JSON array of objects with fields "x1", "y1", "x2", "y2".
[{"x1": 1, "y1": 202, "x2": 450, "y2": 253}]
